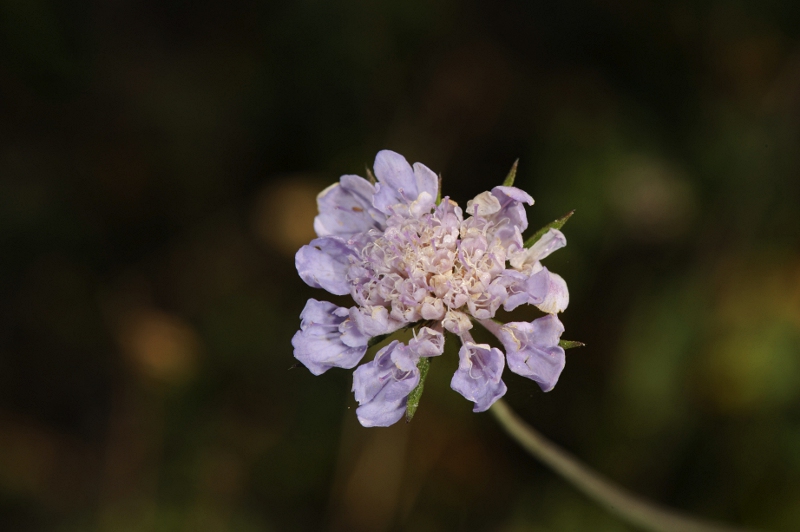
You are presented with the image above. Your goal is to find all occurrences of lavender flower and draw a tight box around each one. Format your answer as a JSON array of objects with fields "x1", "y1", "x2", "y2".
[{"x1": 293, "y1": 150, "x2": 572, "y2": 426}]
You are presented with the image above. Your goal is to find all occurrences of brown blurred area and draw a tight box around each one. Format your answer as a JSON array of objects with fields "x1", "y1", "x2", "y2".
[{"x1": 1, "y1": 1, "x2": 800, "y2": 531}]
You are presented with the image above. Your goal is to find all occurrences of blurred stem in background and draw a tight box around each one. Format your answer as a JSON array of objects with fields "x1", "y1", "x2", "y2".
[{"x1": 490, "y1": 399, "x2": 759, "y2": 532}]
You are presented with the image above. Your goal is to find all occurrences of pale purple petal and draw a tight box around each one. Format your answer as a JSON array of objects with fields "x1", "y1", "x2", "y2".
[
  {"x1": 529, "y1": 312, "x2": 565, "y2": 345},
  {"x1": 314, "y1": 175, "x2": 385, "y2": 237},
  {"x1": 536, "y1": 271, "x2": 569, "y2": 314},
  {"x1": 498, "y1": 270, "x2": 533, "y2": 312},
  {"x1": 372, "y1": 183, "x2": 402, "y2": 214},
  {"x1": 349, "y1": 305, "x2": 405, "y2": 337},
  {"x1": 485, "y1": 186, "x2": 533, "y2": 248},
  {"x1": 466, "y1": 279, "x2": 508, "y2": 320},
  {"x1": 373, "y1": 150, "x2": 417, "y2": 211},
  {"x1": 499, "y1": 267, "x2": 549, "y2": 312},
  {"x1": 352, "y1": 341, "x2": 420, "y2": 427},
  {"x1": 491, "y1": 186, "x2": 533, "y2": 229},
  {"x1": 496, "y1": 315, "x2": 566, "y2": 392},
  {"x1": 442, "y1": 309, "x2": 473, "y2": 335},
  {"x1": 525, "y1": 267, "x2": 551, "y2": 305},
  {"x1": 450, "y1": 341, "x2": 507, "y2": 412},
  {"x1": 292, "y1": 299, "x2": 367, "y2": 375},
  {"x1": 372, "y1": 150, "x2": 439, "y2": 212},
  {"x1": 466, "y1": 191, "x2": 501, "y2": 217},
  {"x1": 390, "y1": 342, "x2": 420, "y2": 373},
  {"x1": 408, "y1": 191, "x2": 436, "y2": 218},
  {"x1": 492, "y1": 186, "x2": 534, "y2": 205},
  {"x1": 412, "y1": 162, "x2": 439, "y2": 199},
  {"x1": 420, "y1": 296, "x2": 446, "y2": 320},
  {"x1": 529, "y1": 228, "x2": 566, "y2": 260},
  {"x1": 295, "y1": 237, "x2": 355, "y2": 295},
  {"x1": 408, "y1": 325, "x2": 445, "y2": 357},
  {"x1": 339, "y1": 314, "x2": 370, "y2": 347}
]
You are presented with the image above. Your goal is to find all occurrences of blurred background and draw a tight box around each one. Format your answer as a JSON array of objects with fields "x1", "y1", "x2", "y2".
[{"x1": 1, "y1": 0, "x2": 800, "y2": 530}]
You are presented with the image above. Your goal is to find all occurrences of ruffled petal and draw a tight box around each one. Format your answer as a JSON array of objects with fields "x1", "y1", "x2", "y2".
[
  {"x1": 499, "y1": 266, "x2": 550, "y2": 311},
  {"x1": 339, "y1": 314, "x2": 370, "y2": 347},
  {"x1": 529, "y1": 228, "x2": 566, "y2": 261},
  {"x1": 536, "y1": 271, "x2": 569, "y2": 314},
  {"x1": 372, "y1": 150, "x2": 439, "y2": 212},
  {"x1": 349, "y1": 305, "x2": 405, "y2": 337},
  {"x1": 412, "y1": 162, "x2": 439, "y2": 199},
  {"x1": 466, "y1": 191, "x2": 501, "y2": 217},
  {"x1": 496, "y1": 315, "x2": 566, "y2": 392},
  {"x1": 408, "y1": 191, "x2": 436, "y2": 218},
  {"x1": 372, "y1": 150, "x2": 417, "y2": 211},
  {"x1": 372, "y1": 183, "x2": 401, "y2": 214},
  {"x1": 498, "y1": 270, "x2": 529, "y2": 312},
  {"x1": 492, "y1": 186, "x2": 534, "y2": 206},
  {"x1": 313, "y1": 175, "x2": 385, "y2": 237},
  {"x1": 524, "y1": 267, "x2": 550, "y2": 305},
  {"x1": 295, "y1": 237, "x2": 355, "y2": 295},
  {"x1": 464, "y1": 186, "x2": 533, "y2": 250},
  {"x1": 491, "y1": 186, "x2": 533, "y2": 231},
  {"x1": 529, "y1": 312, "x2": 565, "y2": 346},
  {"x1": 292, "y1": 299, "x2": 367, "y2": 375},
  {"x1": 408, "y1": 325, "x2": 445, "y2": 357},
  {"x1": 352, "y1": 341, "x2": 420, "y2": 427},
  {"x1": 450, "y1": 341, "x2": 507, "y2": 412},
  {"x1": 442, "y1": 309, "x2": 473, "y2": 335}
]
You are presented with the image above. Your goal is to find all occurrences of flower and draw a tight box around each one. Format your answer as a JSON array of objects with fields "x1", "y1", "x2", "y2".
[{"x1": 293, "y1": 150, "x2": 571, "y2": 426}]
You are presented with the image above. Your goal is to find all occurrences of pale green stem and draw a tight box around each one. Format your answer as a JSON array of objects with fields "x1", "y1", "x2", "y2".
[{"x1": 490, "y1": 399, "x2": 761, "y2": 532}]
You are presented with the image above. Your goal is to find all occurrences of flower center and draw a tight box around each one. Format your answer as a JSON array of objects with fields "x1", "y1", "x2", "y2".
[{"x1": 347, "y1": 204, "x2": 508, "y2": 323}]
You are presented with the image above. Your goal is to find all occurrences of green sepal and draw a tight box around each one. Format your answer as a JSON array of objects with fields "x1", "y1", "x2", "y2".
[
  {"x1": 502, "y1": 159, "x2": 519, "y2": 187},
  {"x1": 436, "y1": 174, "x2": 443, "y2": 205},
  {"x1": 524, "y1": 210, "x2": 575, "y2": 248},
  {"x1": 405, "y1": 357, "x2": 431, "y2": 422},
  {"x1": 559, "y1": 339, "x2": 585, "y2": 349}
]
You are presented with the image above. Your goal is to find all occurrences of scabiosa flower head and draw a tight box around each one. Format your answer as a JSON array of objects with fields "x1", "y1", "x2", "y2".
[{"x1": 292, "y1": 150, "x2": 574, "y2": 427}]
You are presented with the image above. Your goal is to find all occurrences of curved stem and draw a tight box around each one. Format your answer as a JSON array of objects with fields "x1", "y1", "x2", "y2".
[{"x1": 490, "y1": 399, "x2": 759, "y2": 532}]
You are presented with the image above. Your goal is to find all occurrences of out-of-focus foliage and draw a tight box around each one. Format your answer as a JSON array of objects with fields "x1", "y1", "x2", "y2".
[{"x1": 1, "y1": 1, "x2": 799, "y2": 530}]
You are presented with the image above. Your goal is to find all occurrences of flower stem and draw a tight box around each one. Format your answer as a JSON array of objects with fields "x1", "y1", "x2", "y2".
[{"x1": 489, "y1": 399, "x2": 759, "y2": 532}]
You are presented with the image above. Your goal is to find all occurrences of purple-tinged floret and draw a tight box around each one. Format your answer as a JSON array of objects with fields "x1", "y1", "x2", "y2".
[
  {"x1": 372, "y1": 150, "x2": 439, "y2": 213},
  {"x1": 314, "y1": 175, "x2": 385, "y2": 238},
  {"x1": 450, "y1": 333, "x2": 508, "y2": 412},
  {"x1": 292, "y1": 299, "x2": 368, "y2": 375},
  {"x1": 295, "y1": 236, "x2": 356, "y2": 296},
  {"x1": 408, "y1": 325, "x2": 445, "y2": 357},
  {"x1": 486, "y1": 314, "x2": 566, "y2": 392},
  {"x1": 352, "y1": 341, "x2": 421, "y2": 427}
]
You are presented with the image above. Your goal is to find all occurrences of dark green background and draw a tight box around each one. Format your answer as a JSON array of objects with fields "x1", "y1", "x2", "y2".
[{"x1": 1, "y1": 1, "x2": 799, "y2": 530}]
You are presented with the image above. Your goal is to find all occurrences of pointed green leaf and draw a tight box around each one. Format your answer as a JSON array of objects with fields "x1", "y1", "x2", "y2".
[
  {"x1": 524, "y1": 210, "x2": 575, "y2": 248},
  {"x1": 405, "y1": 357, "x2": 431, "y2": 422},
  {"x1": 502, "y1": 159, "x2": 519, "y2": 187},
  {"x1": 559, "y1": 340, "x2": 585, "y2": 350}
]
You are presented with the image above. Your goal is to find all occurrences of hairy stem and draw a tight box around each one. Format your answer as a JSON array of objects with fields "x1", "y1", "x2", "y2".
[{"x1": 490, "y1": 399, "x2": 759, "y2": 532}]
